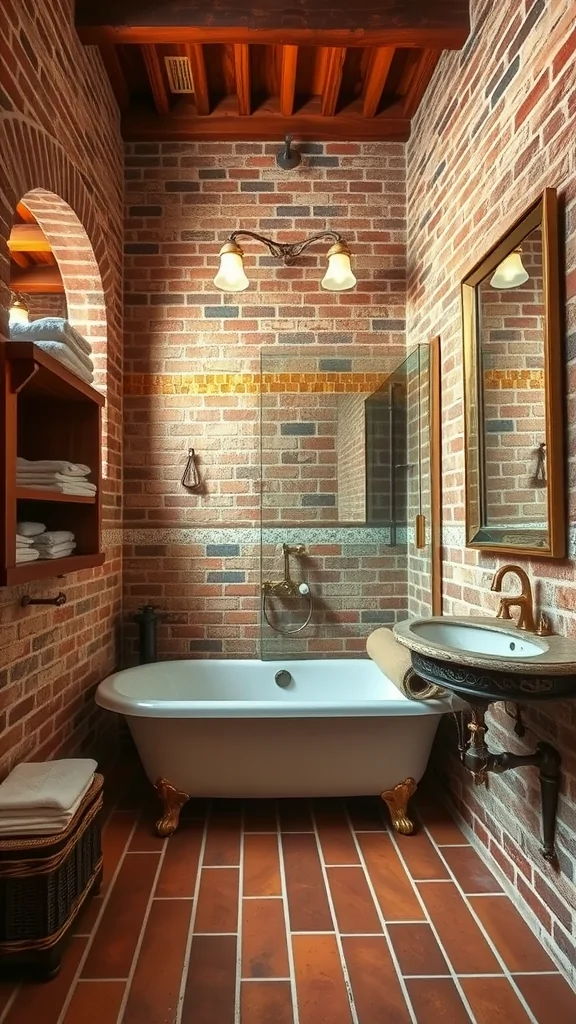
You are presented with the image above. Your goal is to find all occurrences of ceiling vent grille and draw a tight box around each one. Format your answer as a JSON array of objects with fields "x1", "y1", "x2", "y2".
[{"x1": 164, "y1": 56, "x2": 195, "y2": 94}]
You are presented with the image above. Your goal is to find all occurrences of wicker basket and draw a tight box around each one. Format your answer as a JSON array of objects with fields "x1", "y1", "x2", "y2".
[{"x1": 0, "y1": 773, "x2": 103, "y2": 978}]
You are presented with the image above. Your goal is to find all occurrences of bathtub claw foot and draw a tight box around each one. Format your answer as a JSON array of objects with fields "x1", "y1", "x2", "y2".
[
  {"x1": 154, "y1": 777, "x2": 189, "y2": 837},
  {"x1": 381, "y1": 777, "x2": 417, "y2": 835}
]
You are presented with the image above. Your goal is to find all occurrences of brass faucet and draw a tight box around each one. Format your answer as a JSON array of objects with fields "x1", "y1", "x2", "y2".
[
  {"x1": 490, "y1": 565, "x2": 537, "y2": 633},
  {"x1": 261, "y1": 543, "x2": 307, "y2": 598}
]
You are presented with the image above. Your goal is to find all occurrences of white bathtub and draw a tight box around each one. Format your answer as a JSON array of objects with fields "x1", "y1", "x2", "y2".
[{"x1": 96, "y1": 659, "x2": 452, "y2": 801}]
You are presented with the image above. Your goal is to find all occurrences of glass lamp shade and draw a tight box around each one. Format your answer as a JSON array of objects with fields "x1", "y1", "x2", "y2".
[
  {"x1": 213, "y1": 242, "x2": 249, "y2": 292},
  {"x1": 321, "y1": 242, "x2": 357, "y2": 291},
  {"x1": 489, "y1": 251, "x2": 529, "y2": 290},
  {"x1": 8, "y1": 294, "x2": 29, "y2": 326}
]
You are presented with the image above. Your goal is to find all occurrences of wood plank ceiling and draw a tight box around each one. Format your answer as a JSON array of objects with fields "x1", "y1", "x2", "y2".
[
  {"x1": 9, "y1": 205, "x2": 64, "y2": 295},
  {"x1": 75, "y1": 1, "x2": 470, "y2": 142}
]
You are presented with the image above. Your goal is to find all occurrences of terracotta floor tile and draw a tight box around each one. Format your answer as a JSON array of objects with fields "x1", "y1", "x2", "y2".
[
  {"x1": 279, "y1": 798, "x2": 313, "y2": 831},
  {"x1": 244, "y1": 833, "x2": 282, "y2": 896},
  {"x1": 314, "y1": 799, "x2": 360, "y2": 864},
  {"x1": 387, "y1": 922, "x2": 450, "y2": 976},
  {"x1": 129, "y1": 804, "x2": 167, "y2": 852},
  {"x1": 292, "y1": 933, "x2": 353, "y2": 1024},
  {"x1": 358, "y1": 833, "x2": 425, "y2": 921},
  {"x1": 194, "y1": 867, "x2": 239, "y2": 933},
  {"x1": 240, "y1": 980, "x2": 293, "y2": 1024},
  {"x1": 82, "y1": 852, "x2": 160, "y2": 979},
  {"x1": 62, "y1": 981, "x2": 126, "y2": 1024},
  {"x1": 417, "y1": 882, "x2": 501, "y2": 974},
  {"x1": 346, "y1": 796, "x2": 387, "y2": 831},
  {"x1": 242, "y1": 898, "x2": 289, "y2": 979},
  {"x1": 342, "y1": 935, "x2": 411, "y2": 1024},
  {"x1": 204, "y1": 803, "x2": 242, "y2": 865},
  {"x1": 0, "y1": 985, "x2": 16, "y2": 1016},
  {"x1": 4, "y1": 937, "x2": 87, "y2": 1024},
  {"x1": 327, "y1": 867, "x2": 382, "y2": 934},
  {"x1": 461, "y1": 977, "x2": 532, "y2": 1023},
  {"x1": 243, "y1": 799, "x2": 278, "y2": 832},
  {"x1": 406, "y1": 978, "x2": 471, "y2": 1023},
  {"x1": 281, "y1": 833, "x2": 333, "y2": 931},
  {"x1": 123, "y1": 899, "x2": 192, "y2": 1023},
  {"x1": 394, "y1": 831, "x2": 450, "y2": 880},
  {"x1": 100, "y1": 809, "x2": 137, "y2": 894},
  {"x1": 155, "y1": 819, "x2": 203, "y2": 898},
  {"x1": 470, "y1": 895, "x2": 557, "y2": 971},
  {"x1": 442, "y1": 846, "x2": 503, "y2": 893},
  {"x1": 416, "y1": 796, "x2": 468, "y2": 845},
  {"x1": 72, "y1": 893, "x2": 103, "y2": 935},
  {"x1": 181, "y1": 935, "x2": 237, "y2": 1024},
  {"x1": 515, "y1": 973, "x2": 576, "y2": 1024}
]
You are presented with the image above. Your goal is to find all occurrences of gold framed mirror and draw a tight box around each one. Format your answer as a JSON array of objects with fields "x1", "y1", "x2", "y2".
[{"x1": 461, "y1": 188, "x2": 565, "y2": 558}]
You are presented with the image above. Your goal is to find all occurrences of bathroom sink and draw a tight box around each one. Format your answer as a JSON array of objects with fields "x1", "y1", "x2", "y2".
[{"x1": 408, "y1": 620, "x2": 547, "y2": 658}]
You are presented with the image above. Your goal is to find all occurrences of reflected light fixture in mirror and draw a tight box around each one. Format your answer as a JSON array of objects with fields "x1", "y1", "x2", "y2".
[
  {"x1": 213, "y1": 230, "x2": 356, "y2": 293},
  {"x1": 8, "y1": 292, "x2": 29, "y2": 326},
  {"x1": 490, "y1": 249, "x2": 529, "y2": 289}
]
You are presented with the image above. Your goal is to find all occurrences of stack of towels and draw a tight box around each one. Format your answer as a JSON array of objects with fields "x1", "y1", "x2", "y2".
[
  {"x1": 17, "y1": 521, "x2": 76, "y2": 561},
  {"x1": 9, "y1": 317, "x2": 94, "y2": 384},
  {"x1": 0, "y1": 759, "x2": 97, "y2": 836},
  {"x1": 17, "y1": 458, "x2": 96, "y2": 497}
]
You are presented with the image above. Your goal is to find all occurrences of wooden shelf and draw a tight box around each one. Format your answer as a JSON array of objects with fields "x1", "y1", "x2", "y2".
[
  {"x1": 16, "y1": 487, "x2": 96, "y2": 504},
  {"x1": 5, "y1": 342, "x2": 104, "y2": 405},
  {"x1": 6, "y1": 553, "x2": 105, "y2": 586}
]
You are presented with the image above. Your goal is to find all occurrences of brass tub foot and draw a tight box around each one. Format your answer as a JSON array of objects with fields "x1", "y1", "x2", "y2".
[
  {"x1": 154, "y1": 777, "x2": 189, "y2": 837},
  {"x1": 381, "y1": 777, "x2": 418, "y2": 835}
]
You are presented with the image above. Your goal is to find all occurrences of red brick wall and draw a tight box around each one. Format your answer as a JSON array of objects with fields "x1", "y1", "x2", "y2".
[
  {"x1": 20, "y1": 293, "x2": 68, "y2": 321},
  {"x1": 0, "y1": 0, "x2": 124, "y2": 773},
  {"x1": 123, "y1": 141, "x2": 407, "y2": 661},
  {"x1": 406, "y1": 0, "x2": 576, "y2": 978}
]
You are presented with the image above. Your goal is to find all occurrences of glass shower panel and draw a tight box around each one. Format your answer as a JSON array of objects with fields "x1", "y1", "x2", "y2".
[{"x1": 259, "y1": 346, "x2": 431, "y2": 660}]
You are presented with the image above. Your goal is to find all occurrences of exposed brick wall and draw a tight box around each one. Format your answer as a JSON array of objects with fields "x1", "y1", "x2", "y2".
[
  {"x1": 336, "y1": 394, "x2": 366, "y2": 522},
  {"x1": 0, "y1": 0, "x2": 123, "y2": 774},
  {"x1": 20, "y1": 292, "x2": 68, "y2": 321},
  {"x1": 406, "y1": 0, "x2": 576, "y2": 979},
  {"x1": 123, "y1": 141, "x2": 407, "y2": 661}
]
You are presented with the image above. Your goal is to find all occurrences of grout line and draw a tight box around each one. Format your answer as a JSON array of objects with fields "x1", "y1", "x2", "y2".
[
  {"x1": 193, "y1": 932, "x2": 237, "y2": 937},
  {"x1": 114, "y1": 823, "x2": 171, "y2": 1023},
  {"x1": 435, "y1": 843, "x2": 471, "y2": 848},
  {"x1": 0, "y1": 990, "x2": 18, "y2": 1024},
  {"x1": 54, "y1": 813, "x2": 140, "y2": 1024},
  {"x1": 461, "y1": 892, "x2": 507, "y2": 898},
  {"x1": 510, "y1": 971, "x2": 562, "y2": 977},
  {"x1": 311, "y1": 803, "x2": 360, "y2": 1024},
  {"x1": 153, "y1": 896, "x2": 194, "y2": 901},
  {"x1": 414, "y1": 879, "x2": 452, "y2": 884},
  {"x1": 291, "y1": 931, "x2": 335, "y2": 936},
  {"x1": 346, "y1": 812, "x2": 419, "y2": 1024},
  {"x1": 200, "y1": 863, "x2": 241, "y2": 869},
  {"x1": 234, "y1": 806, "x2": 245, "y2": 1024},
  {"x1": 277, "y1": 806, "x2": 300, "y2": 1024},
  {"x1": 175, "y1": 806, "x2": 209, "y2": 1024},
  {"x1": 243, "y1": 895, "x2": 283, "y2": 900},
  {"x1": 418, "y1": 823, "x2": 541, "y2": 1024},
  {"x1": 241, "y1": 976, "x2": 291, "y2": 982}
]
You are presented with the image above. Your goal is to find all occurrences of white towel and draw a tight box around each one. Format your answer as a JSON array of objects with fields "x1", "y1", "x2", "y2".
[
  {"x1": 36, "y1": 544, "x2": 76, "y2": 559},
  {"x1": 16, "y1": 548, "x2": 40, "y2": 563},
  {"x1": 32, "y1": 531, "x2": 75, "y2": 546},
  {"x1": 18, "y1": 473, "x2": 94, "y2": 488},
  {"x1": 0, "y1": 777, "x2": 94, "y2": 836},
  {"x1": 17, "y1": 521, "x2": 46, "y2": 536},
  {"x1": 9, "y1": 317, "x2": 93, "y2": 356},
  {"x1": 17, "y1": 460, "x2": 91, "y2": 478},
  {"x1": 19, "y1": 483, "x2": 96, "y2": 496},
  {"x1": 32, "y1": 341, "x2": 94, "y2": 383},
  {"x1": 16, "y1": 534, "x2": 35, "y2": 547},
  {"x1": 0, "y1": 759, "x2": 97, "y2": 813}
]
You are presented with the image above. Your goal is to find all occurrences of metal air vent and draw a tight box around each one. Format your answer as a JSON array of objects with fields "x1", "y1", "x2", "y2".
[{"x1": 164, "y1": 56, "x2": 194, "y2": 94}]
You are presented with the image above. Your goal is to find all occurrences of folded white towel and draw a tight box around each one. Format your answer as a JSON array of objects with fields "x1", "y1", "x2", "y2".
[
  {"x1": 31, "y1": 341, "x2": 94, "y2": 383},
  {"x1": 33, "y1": 531, "x2": 75, "y2": 546},
  {"x1": 0, "y1": 759, "x2": 97, "y2": 813},
  {"x1": 9, "y1": 317, "x2": 93, "y2": 356},
  {"x1": 36, "y1": 545, "x2": 76, "y2": 559},
  {"x1": 16, "y1": 548, "x2": 40, "y2": 563},
  {"x1": 19, "y1": 483, "x2": 96, "y2": 496},
  {"x1": 18, "y1": 473, "x2": 94, "y2": 488},
  {"x1": 17, "y1": 521, "x2": 47, "y2": 536},
  {"x1": 16, "y1": 534, "x2": 35, "y2": 547},
  {"x1": 0, "y1": 777, "x2": 94, "y2": 836},
  {"x1": 17, "y1": 460, "x2": 91, "y2": 478}
]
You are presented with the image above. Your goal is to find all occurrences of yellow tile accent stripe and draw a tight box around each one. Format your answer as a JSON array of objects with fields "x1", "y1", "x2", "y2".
[
  {"x1": 484, "y1": 369, "x2": 544, "y2": 389},
  {"x1": 124, "y1": 372, "x2": 389, "y2": 396}
]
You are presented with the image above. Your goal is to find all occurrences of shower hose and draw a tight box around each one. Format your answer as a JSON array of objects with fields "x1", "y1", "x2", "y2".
[{"x1": 262, "y1": 586, "x2": 314, "y2": 635}]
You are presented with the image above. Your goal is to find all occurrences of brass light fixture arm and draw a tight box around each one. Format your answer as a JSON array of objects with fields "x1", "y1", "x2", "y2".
[{"x1": 227, "y1": 229, "x2": 344, "y2": 266}]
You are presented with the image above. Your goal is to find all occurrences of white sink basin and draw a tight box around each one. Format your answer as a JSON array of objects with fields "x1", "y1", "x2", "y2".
[{"x1": 408, "y1": 621, "x2": 547, "y2": 658}]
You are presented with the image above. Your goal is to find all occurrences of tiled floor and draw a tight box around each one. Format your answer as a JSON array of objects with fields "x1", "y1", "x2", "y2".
[{"x1": 1, "y1": 769, "x2": 575, "y2": 1024}]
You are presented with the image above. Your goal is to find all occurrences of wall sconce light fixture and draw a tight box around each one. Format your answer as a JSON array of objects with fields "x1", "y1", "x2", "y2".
[
  {"x1": 490, "y1": 249, "x2": 529, "y2": 290},
  {"x1": 8, "y1": 292, "x2": 29, "y2": 326},
  {"x1": 213, "y1": 231, "x2": 357, "y2": 293}
]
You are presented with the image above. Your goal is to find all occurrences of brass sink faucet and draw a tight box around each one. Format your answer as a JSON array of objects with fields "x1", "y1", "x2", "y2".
[{"x1": 491, "y1": 565, "x2": 537, "y2": 633}]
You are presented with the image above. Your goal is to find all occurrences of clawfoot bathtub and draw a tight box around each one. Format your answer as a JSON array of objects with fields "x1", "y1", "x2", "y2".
[{"x1": 96, "y1": 658, "x2": 453, "y2": 836}]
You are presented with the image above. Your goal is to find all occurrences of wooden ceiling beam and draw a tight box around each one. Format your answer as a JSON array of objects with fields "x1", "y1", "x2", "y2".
[
  {"x1": 16, "y1": 203, "x2": 35, "y2": 224},
  {"x1": 362, "y1": 46, "x2": 395, "y2": 117},
  {"x1": 234, "y1": 43, "x2": 251, "y2": 116},
  {"x1": 8, "y1": 225, "x2": 52, "y2": 253},
  {"x1": 321, "y1": 47, "x2": 345, "y2": 117},
  {"x1": 10, "y1": 252, "x2": 30, "y2": 270},
  {"x1": 185, "y1": 43, "x2": 210, "y2": 115},
  {"x1": 280, "y1": 45, "x2": 298, "y2": 117},
  {"x1": 98, "y1": 42, "x2": 130, "y2": 110},
  {"x1": 402, "y1": 49, "x2": 441, "y2": 118},
  {"x1": 141, "y1": 44, "x2": 171, "y2": 115},
  {"x1": 10, "y1": 266, "x2": 64, "y2": 294},
  {"x1": 75, "y1": 2, "x2": 471, "y2": 49}
]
